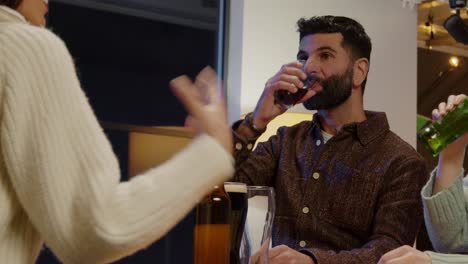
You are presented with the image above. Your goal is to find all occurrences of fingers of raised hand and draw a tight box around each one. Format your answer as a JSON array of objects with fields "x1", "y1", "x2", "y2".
[
  {"x1": 282, "y1": 74, "x2": 305, "y2": 89},
  {"x1": 454, "y1": 94, "x2": 467, "y2": 105},
  {"x1": 280, "y1": 64, "x2": 307, "y2": 81},
  {"x1": 446, "y1": 94, "x2": 467, "y2": 109},
  {"x1": 266, "y1": 80, "x2": 298, "y2": 94},
  {"x1": 446, "y1": 94, "x2": 456, "y2": 111},
  {"x1": 265, "y1": 63, "x2": 307, "y2": 94},
  {"x1": 432, "y1": 108, "x2": 440, "y2": 121},
  {"x1": 194, "y1": 66, "x2": 220, "y2": 104},
  {"x1": 184, "y1": 115, "x2": 201, "y2": 131},
  {"x1": 169, "y1": 75, "x2": 203, "y2": 117},
  {"x1": 280, "y1": 80, "x2": 300, "y2": 93},
  {"x1": 433, "y1": 94, "x2": 466, "y2": 120},
  {"x1": 438, "y1": 102, "x2": 447, "y2": 117},
  {"x1": 281, "y1": 61, "x2": 303, "y2": 69},
  {"x1": 267, "y1": 73, "x2": 306, "y2": 92}
]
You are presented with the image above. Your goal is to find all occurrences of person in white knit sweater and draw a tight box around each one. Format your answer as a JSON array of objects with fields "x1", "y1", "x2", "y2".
[
  {"x1": 0, "y1": 0, "x2": 234, "y2": 263},
  {"x1": 379, "y1": 94, "x2": 468, "y2": 264}
]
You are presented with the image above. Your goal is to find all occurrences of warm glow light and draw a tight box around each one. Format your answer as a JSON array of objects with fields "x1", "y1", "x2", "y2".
[
  {"x1": 449, "y1": 56, "x2": 460, "y2": 67},
  {"x1": 428, "y1": 45, "x2": 433, "y2": 50},
  {"x1": 254, "y1": 112, "x2": 311, "y2": 148}
]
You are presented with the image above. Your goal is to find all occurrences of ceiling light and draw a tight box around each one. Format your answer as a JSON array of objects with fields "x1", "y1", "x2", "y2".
[{"x1": 449, "y1": 56, "x2": 460, "y2": 67}]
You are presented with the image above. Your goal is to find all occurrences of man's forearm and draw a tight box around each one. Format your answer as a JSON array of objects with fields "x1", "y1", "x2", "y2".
[{"x1": 301, "y1": 238, "x2": 400, "y2": 264}]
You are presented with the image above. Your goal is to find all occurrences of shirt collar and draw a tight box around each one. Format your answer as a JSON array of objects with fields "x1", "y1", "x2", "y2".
[
  {"x1": 310, "y1": 111, "x2": 390, "y2": 145},
  {"x1": 0, "y1": 5, "x2": 28, "y2": 24}
]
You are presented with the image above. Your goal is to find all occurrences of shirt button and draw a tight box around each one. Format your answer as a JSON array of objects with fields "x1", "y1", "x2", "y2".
[
  {"x1": 302, "y1": 207, "x2": 309, "y2": 214},
  {"x1": 235, "y1": 143, "x2": 243, "y2": 150},
  {"x1": 316, "y1": 139, "x2": 321, "y2": 146},
  {"x1": 247, "y1": 143, "x2": 253, "y2": 150},
  {"x1": 299, "y1": 240, "x2": 306, "y2": 247},
  {"x1": 312, "y1": 172, "x2": 320, "y2": 180}
]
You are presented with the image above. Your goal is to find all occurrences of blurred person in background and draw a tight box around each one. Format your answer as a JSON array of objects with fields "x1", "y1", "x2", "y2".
[{"x1": 0, "y1": 0, "x2": 233, "y2": 263}]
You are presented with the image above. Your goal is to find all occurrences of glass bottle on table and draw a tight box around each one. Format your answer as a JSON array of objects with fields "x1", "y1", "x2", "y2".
[
  {"x1": 194, "y1": 185, "x2": 231, "y2": 264},
  {"x1": 418, "y1": 97, "x2": 468, "y2": 156}
]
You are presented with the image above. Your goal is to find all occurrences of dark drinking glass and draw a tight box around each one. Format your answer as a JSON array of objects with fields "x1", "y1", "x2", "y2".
[
  {"x1": 194, "y1": 185, "x2": 231, "y2": 264},
  {"x1": 274, "y1": 87, "x2": 309, "y2": 106},
  {"x1": 274, "y1": 70, "x2": 318, "y2": 107},
  {"x1": 224, "y1": 182, "x2": 248, "y2": 264}
]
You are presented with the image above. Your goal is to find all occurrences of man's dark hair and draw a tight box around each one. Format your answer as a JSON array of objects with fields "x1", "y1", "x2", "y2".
[
  {"x1": 297, "y1": 16, "x2": 372, "y2": 92},
  {"x1": 0, "y1": 0, "x2": 22, "y2": 9}
]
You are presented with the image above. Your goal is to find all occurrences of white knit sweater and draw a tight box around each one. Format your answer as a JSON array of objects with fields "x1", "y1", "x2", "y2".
[{"x1": 0, "y1": 6, "x2": 234, "y2": 264}]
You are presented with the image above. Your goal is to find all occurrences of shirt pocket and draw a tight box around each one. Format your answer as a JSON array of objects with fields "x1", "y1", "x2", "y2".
[{"x1": 317, "y1": 166, "x2": 378, "y2": 233}]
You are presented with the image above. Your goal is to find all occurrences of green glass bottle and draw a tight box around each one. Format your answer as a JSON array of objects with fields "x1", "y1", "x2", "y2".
[{"x1": 418, "y1": 97, "x2": 468, "y2": 156}]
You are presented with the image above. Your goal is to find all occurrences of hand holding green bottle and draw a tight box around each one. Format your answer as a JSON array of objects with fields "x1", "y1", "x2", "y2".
[
  {"x1": 418, "y1": 94, "x2": 468, "y2": 156},
  {"x1": 433, "y1": 94, "x2": 468, "y2": 147},
  {"x1": 430, "y1": 94, "x2": 467, "y2": 194},
  {"x1": 432, "y1": 94, "x2": 468, "y2": 154}
]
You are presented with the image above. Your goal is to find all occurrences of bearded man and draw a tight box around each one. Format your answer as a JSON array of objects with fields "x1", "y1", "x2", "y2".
[{"x1": 231, "y1": 16, "x2": 428, "y2": 264}]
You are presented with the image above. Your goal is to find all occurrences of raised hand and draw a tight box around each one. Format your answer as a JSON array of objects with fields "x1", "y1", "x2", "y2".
[
  {"x1": 432, "y1": 94, "x2": 467, "y2": 194},
  {"x1": 431, "y1": 94, "x2": 467, "y2": 156},
  {"x1": 251, "y1": 61, "x2": 318, "y2": 130},
  {"x1": 432, "y1": 94, "x2": 467, "y2": 120},
  {"x1": 170, "y1": 67, "x2": 232, "y2": 153}
]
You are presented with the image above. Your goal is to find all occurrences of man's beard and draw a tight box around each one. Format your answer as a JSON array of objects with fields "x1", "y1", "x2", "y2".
[{"x1": 303, "y1": 67, "x2": 353, "y2": 110}]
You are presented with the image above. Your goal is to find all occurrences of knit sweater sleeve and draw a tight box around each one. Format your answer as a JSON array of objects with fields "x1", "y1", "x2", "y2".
[
  {"x1": 421, "y1": 167, "x2": 468, "y2": 253},
  {"x1": 425, "y1": 251, "x2": 468, "y2": 264},
  {"x1": 0, "y1": 24, "x2": 234, "y2": 263}
]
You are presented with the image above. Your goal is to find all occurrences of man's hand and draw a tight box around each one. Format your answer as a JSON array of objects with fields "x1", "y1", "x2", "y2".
[
  {"x1": 377, "y1": 245, "x2": 431, "y2": 264},
  {"x1": 252, "y1": 61, "x2": 317, "y2": 130},
  {"x1": 170, "y1": 66, "x2": 232, "y2": 153},
  {"x1": 269, "y1": 245, "x2": 315, "y2": 264}
]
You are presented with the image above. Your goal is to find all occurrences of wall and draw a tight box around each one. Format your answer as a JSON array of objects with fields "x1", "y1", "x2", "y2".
[{"x1": 227, "y1": 0, "x2": 418, "y2": 146}]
